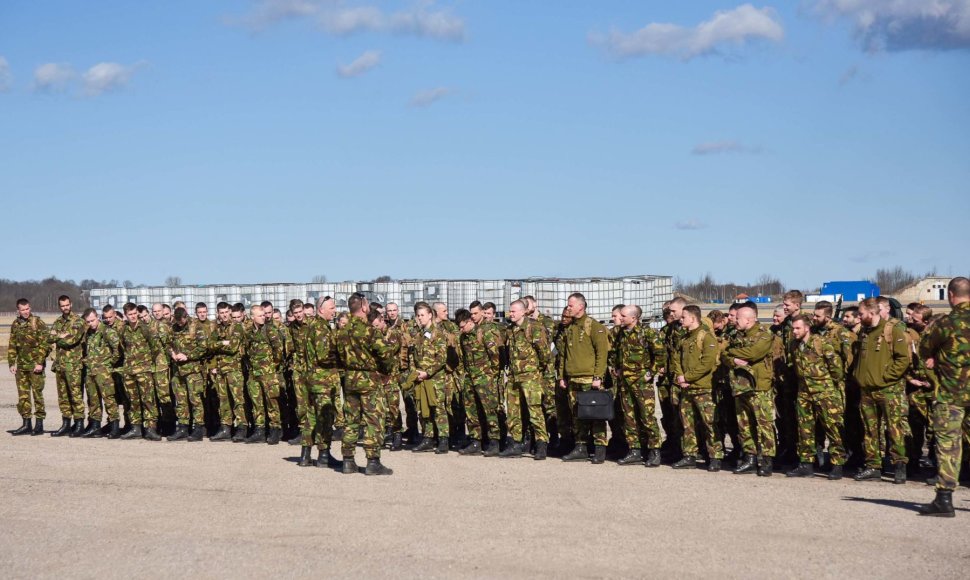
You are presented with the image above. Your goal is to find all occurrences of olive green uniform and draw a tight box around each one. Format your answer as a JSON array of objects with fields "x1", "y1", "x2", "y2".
[
  {"x1": 83, "y1": 323, "x2": 121, "y2": 422},
  {"x1": 675, "y1": 326, "x2": 722, "y2": 459},
  {"x1": 8, "y1": 314, "x2": 51, "y2": 420},
  {"x1": 49, "y1": 311, "x2": 87, "y2": 420},
  {"x1": 558, "y1": 314, "x2": 610, "y2": 447},
  {"x1": 721, "y1": 322, "x2": 777, "y2": 459}
]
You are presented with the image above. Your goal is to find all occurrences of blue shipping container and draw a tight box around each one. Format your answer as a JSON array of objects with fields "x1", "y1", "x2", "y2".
[{"x1": 820, "y1": 281, "x2": 880, "y2": 301}]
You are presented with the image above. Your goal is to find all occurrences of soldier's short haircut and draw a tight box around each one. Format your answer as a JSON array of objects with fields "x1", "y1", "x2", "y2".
[
  {"x1": 669, "y1": 297, "x2": 687, "y2": 308},
  {"x1": 367, "y1": 309, "x2": 384, "y2": 324},
  {"x1": 737, "y1": 305, "x2": 758, "y2": 319},
  {"x1": 273, "y1": 308, "x2": 281, "y2": 315},
  {"x1": 231, "y1": 303, "x2": 246, "y2": 313},
  {"x1": 82, "y1": 308, "x2": 97, "y2": 319},
  {"x1": 612, "y1": 304, "x2": 625, "y2": 312},
  {"x1": 773, "y1": 305, "x2": 785, "y2": 314},
  {"x1": 912, "y1": 304, "x2": 933, "y2": 322},
  {"x1": 16, "y1": 298, "x2": 29, "y2": 307},
  {"x1": 682, "y1": 305, "x2": 701, "y2": 322},
  {"x1": 727, "y1": 303, "x2": 740, "y2": 312},
  {"x1": 303, "y1": 303, "x2": 314, "y2": 310},
  {"x1": 948, "y1": 277, "x2": 970, "y2": 298},
  {"x1": 454, "y1": 309, "x2": 472, "y2": 325},
  {"x1": 843, "y1": 306, "x2": 859, "y2": 316},
  {"x1": 432, "y1": 302, "x2": 447, "y2": 311},
  {"x1": 216, "y1": 301, "x2": 230, "y2": 311},
  {"x1": 173, "y1": 301, "x2": 186, "y2": 310},
  {"x1": 289, "y1": 298, "x2": 303, "y2": 311},
  {"x1": 509, "y1": 299, "x2": 527, "y2": 312},
  {"x1": 814, "y1": 301, "x2": 833, "y2": 317},
  {"x1": 174, "y1": 307, "x2": 189, "y2": 321},
  {"x1": 469, "y1": 300, "x2": 483, "y2": 310},
  {"x1": 635, "y1": 305, "x2": 642, "y2": 318},
  {"x1": 567, "y1": 293, "x2": 587, "y2": 308},
  {"x1": 414, "y1": 301, "x2": 432, "y2": 315},
  {"x1": 102, "y1": 304, "x2": 114, "y2": 314},
  {"x1": 782, "y1": 290, "x2": 804, "y2": 304},
  {"x1": 123, "y1": 303, "x2": 137, "y2": 313},
  {"x1": 522, "y1": 295, "x2": 536, "y2": 305},
  {"x1": 738, "y1": 301, "x2": 757, "y2": 315},
  {"x1": 875, "y1": 296, "x2": 890, "y2": 307},
  {"x1": 792, "y1": 314, "x2": 813, "y2": 327},
  {"x1": 195, "y1": 302, "x2": 207, "y2": 310},
  {"x1": 58, "y1": 295, "x2": 71, "y2": 303},
  {"x1": 162, "y1": 304, "x2": 171, "y2": 311},
  {"x1": 483, "y1": 302, "x2": 496, "y2": 311},
  {"x1": 662, "y1": 306, "x2": 672, "y2": 318},
  {"x1": 136, "y1": 305, "x2": 149, "y2": 314},
  {"x1": 250, "y1": 304, "x2": 263, "y2": 314},
  {"x1": 708, "y1": 310, "x2": 725, "y2": 323},
  {"x1": 859, "y1": 297, "x2": 878, "y2": 312},
  {"x1": 316, "y1": 295, "x2": 333, "y2": 309},
  {"x1": 907, "y1": 302, "x2": 922, "y2": 311},
  {"x1": 260, "y1": 301, "x2": 273, "y2": 309},
  {"x1": 348, "y1": 293, "x2": 367, "y2": 314},
  {"x1": 370, "y1": 302, "x2": 383, "y2": 310}
]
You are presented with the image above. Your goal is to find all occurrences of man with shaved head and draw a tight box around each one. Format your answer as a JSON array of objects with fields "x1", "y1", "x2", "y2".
[
  {"x1": 658, "y1": 297, "x2": 688, "y2": 462},
  {"x1": 612, "y1": 305, "x2": 665, "y2": 466}
]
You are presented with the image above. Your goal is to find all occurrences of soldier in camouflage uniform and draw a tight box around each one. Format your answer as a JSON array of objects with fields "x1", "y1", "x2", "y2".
[
  {"x1": 499, "y1": 300, "x2": 550, "y2": 458},
  {"x1": 659, "y1": 299, "x2": 687, "y2": 463},
  {"x1": 526, "y1": 296, "x2": 559, "y2": 449},
  {"x1": 80, "y1": 307, "x2": 121, "y2": 438},
  {"x1": 613, "y1": 305, "x2": 665, "y2": 467},
  {"x1": 301, "y1": 297, "x2": 342, "y2": 467},
  {"x1": 386, "y1": 303, "x2": 417, "y2": 446},
  {"x1": 119, "y1": 303, "x2": 161, "y2": 441},
  {"x1": 721, "y1": 304, "x2": 777, "y2": 476},
  {"x1": 710, "y1": 308, "x2": 741, "y2": 461},
  {"x1": 776, "y1": 290, "x2": 811, "y2": 466},
  {"x1": 838, "y1": 305, "x2": 865, "y2": 469},
  {"x1": 918, "y1": 277, "x2": 970, "y2": 517},
  {"x1": 382, "y1": 305, "x2": 410, "y2": 451},
  {"x1": 169, "y1": 307, "x2": 209, "y2": 442},
  {"x1": 244, "y1": 305, "x2": 284, "y2": 444},
  {"x1": 287, "y1": 299, "x2": 312, "y2": 448},
  {"x1": 49, "y1": 295, "x2": 87, "y2": 436},
  {"x1": 335, "y1": 293, "x2": 400, "y2": 475},
  {"x1": 409, "y1": 302, "x2": 451, "y2": 453},
  {"x1": 552, "y1": 308, "x2": 574, "y2": 453},
  {"x1": 456, "y1": 308, "x2": 504, "y2": 456},
  {"x1": 852, "y1": 297, "x2": 912, "y2": 483},
  {"x1": 193, "y1": 303, "x2": 218, "y2": 433},
  {"x1": 148, "y1": 303, "x2": 175, "y2": 433},
  {"x1": 671, "y1": 306, "x2": 723, "y2": 470},
  {"x1": 903, "y1": 304, "x2": 938, "y2": 476},
  {"x1": 208, "y1": 302, "x2": 246, "y2": 441},
  {"x1": 433, "y1": 302, "x2": 465, "y2": 448},
  {"x1": 787, "y1": 315, "x2": 846, "y2": 479},
  {"x1": 8, "y1": 299, "x2": 50, "y2": 436},
  {"x1": 102, "y1": 305, "x2": 131, "y2": 429}
]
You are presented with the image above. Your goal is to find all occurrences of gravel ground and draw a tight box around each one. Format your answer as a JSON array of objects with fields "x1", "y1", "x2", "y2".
[{"x1": 2, "y1": 374, "x2": 969, "y2": 579}]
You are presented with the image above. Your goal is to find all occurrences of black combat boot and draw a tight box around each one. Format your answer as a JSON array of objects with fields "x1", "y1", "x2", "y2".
[
  {"x1": 459, "y1": 440, "x2": 481, "y2": 456},
  {"x1": 435, "y1": 437, "x2": 449, "y2": 454},
  {"x1": 51, "y1": 417, "x2": 72, "y2": 437},
  {"x1": 646, "y1": 448, "x2": 661, "y2": 468},
  {"x1": 342, "y1": 457, "x2": 358, "y2": 474},
  {"x1": 483, "y1": 440, "x2": 500, "y2": 457},
  {"x1": 244, "y1": 427, "x2": 265, "y2": 444},
  {"x1": 617, "y1": 448, "x2": 643, "y2": 466},
  {"x1": 893, "y1": 461, "x2": 907, "y2": 485},
  {"x1": 31, "y1": 419, "x2": 44, "y2": 436},
  {"x1": 562, "y1": 443, "x2": 588, "y2": 462},
  {"x1": 106, "y1": 420, "x2": 120, "y2": 440},
  {"x1": 757, "y1": 455, "x2": 773, "y2": 477},
  {"x1": 365, "y1": 458, "x2": 393, "y2": 476},
  {"x1": 592, "y1": 445, "x2": 607, "y2": 464},
  {"x1": 521, "y1": 433, "x2": 532, "y2": 455},
  {"x1": 11, "y1": 418, "x2": 32, "y2": 436},
  {"x1": 734, "y1": 454, "x2": 757, "y2": 474},
  {"x1": 287, "y1": 434, "x2": 301, "y2": 446},
  {"x1": 786, "y1": 463, "x2": 814, "y2": 478},
  {"x1": 120, "y1": 424, "x2": 142, "y2": 440},
  {"x1": 533, "y1": 441, "x2": 548, "y2": 461},
  {"x1": 69, "y1": 419, "x2": 86, "y2": 438},
  {"x1": 266, "y1": 428, "x2": 281, "y2": 445},
  {"x1": 168, "y1": 424, "x2": 189, "y2": 441},
  {"x1": 708, "y1": 458, "x2": 722, "y2": 472},
  {"x1": 82, "y1": 420, "x2": 102, "y2": 438},
  {"x1": 854, "y1": 466, "x2": 882, "y2": 481},
  {"x1": 232, "y1": 425, "x2": 248, "y2": 443},
  {"x1": 298, "y1": 446, "x2": 313, "y2": 467},
  {"x1": 143, "y1": 425, "x2": 162, "y2": 441},
  {"x1": 390, "y1": 433, "x2": 403, "y2": 451},
  {"x1": 187, "y1": 425, "x2": 205, "y2": 442},
  {"x1": 210, "y1": 424, "x2": 231, "y2": 441},
  {"x1": 317, "y1": 449, "x2": 338, "y2": 468},
  {"x1": 828, "y1": 465, "x2": 843, "y2": 480},
  {"x1": 412, "y1": 437, "x2": 435, "y2": 453},
  {"x1": 672, "y1": 456, "x2": 696, "y2": 469},
  {"x1": 918, "y1": 490, "x2": 955, "y2": 517},
  {"x1": 499, "y1": 441, "x2": 524, "y2": 458}
]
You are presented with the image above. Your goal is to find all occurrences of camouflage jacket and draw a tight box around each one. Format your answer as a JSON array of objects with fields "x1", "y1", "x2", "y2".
[
  {"x1": 8, "y1": 315, "x2": 51, "y2": 369},
  {"x1": 208, "y1": 320, "x2": 245, "y2": 373},
  {"x1": 289, "y1": 320, "x2": 312, "y2": 373},
  {"x1": 508, "y1": 318, "x2": 549, "y2": 379},
  {"x1": 271, "y1": 319, "x2": 293, "y2": 369},
  {"x1": 459, "y1": 322, "x2": 503, "y2": 378},
  {"x1": 721, "y1": 322, "x2": 775, "y2": 392},
  {"x1": 815, "y1": 319, "x2": 855, "y2": 375},
  {"x1": 84, "y1": 324, "x2": 121, "y2": 372},
  {"x1": 195, "y1": 319, "x2": 216, "y2": 363},
  {"x1": 246, "y1": 321, "x2": 283, "y2": 377},
  {"x1": 793, "y1": 335, "x2": 843, "y2": 394},
  {"x1": 661, "y1": 322, "x2": 686, "y2": 381},
  {"x1": 853, "y1": 317, "x2": 910, "y2": 389},
  {"x1": 171, "y1": 319, "x2": 209, "y2": 376},
  {"x1": 558, "y1": 314, "x2": 608, "y2": 380},
  {"x1": 335, "y1": 315, "x2": 400, "y2": 393},
  {"x1": 905, "y1": 326, "x2": 938, "y2": 391},
  {"x1": 387, "y1": 322, "x2": 411, "y2": 375},
  {"x1": 120, "y1": 321, "x2": 154, "y2": 375},
  {"x1": 676, "y1": 326, "x2": 720, "y2": 391},
  {"x1": 438, "y1": 318, "x2": 462, "y2": 374},
  {"x1": 148, "y1": 318, "x2": 173, "y2": 364},
  {"x1": 919, "y1": 301, "x2": 970, "y2": 405},
  {"x1": 308, "y1": 317, "x2": 340, "y2": 371},
  {"x1": 411, "y1": 322, "x2": 448, "y2": 380},
  {"x1": 49, "y1": 312, "x2": 86, "y2": 365},
  {"x1": 612, "y1": 324, "x2": 664, "y2": 381}
]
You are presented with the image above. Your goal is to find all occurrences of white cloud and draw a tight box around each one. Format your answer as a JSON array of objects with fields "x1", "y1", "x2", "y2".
[
  {"x1": 0, "y1": 57, "x2": 11, "y2": 92},
  {"x1": 815, "y1": 0, "x2": 970, "y2": 52},
  {"x1": 692, "y1": 140, "x2": 762, "y2": 155},
  {"x1": 82, "y1": 62, "x2": 143, "y2": 96},
  {"x1": 592, "y1": 4, "x2": 784, "y2": 61},
  {"x1": 235, "y1": 0, "x2": 466, "y2": 42},
  {"x1": 409, "y1": 87, "x2": 451, "y2": 107},
  {"x1": 675, "y1": 219, "x2": 709, "y2": 231},
  {"x1": 337, "y1": 49, "x2": 382, "y2": 77},
  {"x1": 33, "y1": 63, "x2": 75, "y2": 93}
]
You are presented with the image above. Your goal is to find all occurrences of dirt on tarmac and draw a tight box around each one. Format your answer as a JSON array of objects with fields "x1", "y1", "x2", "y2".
[{"x1": 1, "y1": 374, "x2": 969, "y2": 579}]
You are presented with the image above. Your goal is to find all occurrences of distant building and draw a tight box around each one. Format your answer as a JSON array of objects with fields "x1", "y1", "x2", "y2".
[
  {"x1": 806, "y1": 281, "x2": 880, "y2": 303},
  {"x1": 894, "y1": 276, "x2": 952, "y2": 303}
]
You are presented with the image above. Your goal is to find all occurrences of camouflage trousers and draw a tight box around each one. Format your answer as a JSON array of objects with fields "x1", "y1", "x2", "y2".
[
  {"x1": 679, "y1": 390, "x2": 723, "y2": 459},
  {"x1": 659, "y1": 381, "x2": 684, "y2": 457},
  {"x1": 507, "y1": 374, "x2": 548, "y2": 443},
  {"x1": 860, "y1": 385, "x2": 910, "y2": 468},
  {"x1": 933, "y1": 403, "x2": 970, "y2": 491},
  {"x1": 415, "y1": 376, "x2": 449, "y2": 439},
  {"x1": 384, "y1": 377, "x2": 403, "y2": 434},
  {"x1": 54, "y1": 362, "x2": 85, "y2": 419},
  {"x1": 306, "y1": 369, "x2": 340, "y2": 450},
  {"x1": 114, "y1": 371, "x2": 131, "y2": 426},
  {"x1": 796, "y1": 388, "x2": 845, "y2": 465},
  {"x1": 618, "y1": 375, "x2": 663, "y2": 450},
  {"x1": 775, "y1": 378, "x2": 798, "y2": 459},
  {"x1": 124, "y1": 371, "x2": 157, "y2": 428},
  {"x1": 211, "y1": 368, "x2": 246, "y2": 428},
  {"x1": 333, "y1": 377, "x2": 346, "y2": 430},
  {"x1": 342, "y1": 371, "x2": 387, "y2": 459},
  {"x1": 173, "y1": 372, "x2": 205, "y2": 426},
  {"x1": 291, "y1": 369, "x2": 310, "y2": 439},
  {"x1": 907, "y1": 387, "x2": 936, "y2": 465},
  {"x1": 248, "y1": 372, "x2": 281, "y2": 429},
  {"x1": 14, "y1": 369, "x2": 46, "y2": 419},
  {"x1": 567, "y1": 380, "x2": 608, "y2": 447},
  {"x1": 463, "y1": 372, "x2": 500, "y2": 442},
  {"x1": 541, "y1": 371, "x2": 558, "y2": 425},
  {"x1": 85, "y1": 369, "x2": 119, "y2": 422},
  {"x1": 153, "y1": 357, "x2": 172, "y2": 405},
  {"x1": 735, "y1": 390, "x2": 776, "y2": 457}
]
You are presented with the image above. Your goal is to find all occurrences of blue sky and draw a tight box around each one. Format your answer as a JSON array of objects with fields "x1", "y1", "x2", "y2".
[{"x1": 1, "y1": 1, "x2": 968, "y2": 289}]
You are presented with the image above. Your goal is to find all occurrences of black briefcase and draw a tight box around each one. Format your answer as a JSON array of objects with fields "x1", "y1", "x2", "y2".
[{"x1": 576, "y1": 389, "x2": 614, "y2": 421}]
